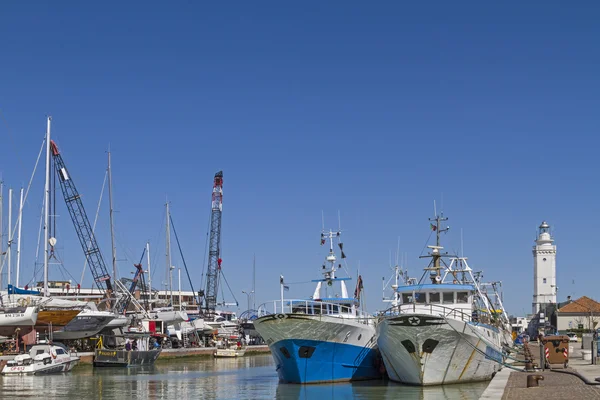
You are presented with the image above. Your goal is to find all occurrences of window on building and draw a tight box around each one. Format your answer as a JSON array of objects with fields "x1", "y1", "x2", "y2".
[
  {"x1": 543, "y1": 278, "x2": 547, "y2": 284},
  {"x1": 429, "y1": 292, "x2": 440, "y2": 303},
  {"x1": 443, "y1": 292, "x2": 454, "y2": 304},
  {"x1": 457, "y1": 292, "x2": 469, "y2": 303}
]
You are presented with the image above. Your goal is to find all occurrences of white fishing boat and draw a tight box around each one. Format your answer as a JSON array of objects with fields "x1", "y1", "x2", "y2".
[
  {"x1": 2, "y1": 342, "x2": 79, "y2": 375},
  {"x1": 254, "y1": 229, "x2": 381, "y2": 384},
  {"x1": 377, "y1": 213, "x2": 505, "y2": 386}
]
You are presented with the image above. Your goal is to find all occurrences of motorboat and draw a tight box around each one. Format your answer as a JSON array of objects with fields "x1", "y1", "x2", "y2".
[
  {"x1": 93, "y1": 333, "x2": 161, "y2": 367},
  {"x1": 214, "y1": 339, "x2": 246, "y2": 358},
  {"x1": 2, "y1": 342, "x2": 79, "y2": 375},
  {"x1": 52, "y1": 308, "x2": 116, "y2": 340}
]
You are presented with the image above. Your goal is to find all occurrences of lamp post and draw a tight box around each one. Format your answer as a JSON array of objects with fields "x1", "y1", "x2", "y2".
[{"x1": 242, "y1": 290, "x2": 254, "y2": 311}]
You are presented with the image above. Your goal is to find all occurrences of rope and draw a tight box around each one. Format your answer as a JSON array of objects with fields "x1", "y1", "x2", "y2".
[{"x1": 169, "y1": 214, "x2": 199, "y2": 309}]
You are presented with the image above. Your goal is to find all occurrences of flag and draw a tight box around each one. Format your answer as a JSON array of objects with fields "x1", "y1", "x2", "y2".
[
  {"x1": 284, "y1": 285, "x2": 290, "y2": 291},
  {"x1": 354, "y1": 275, "x2": 364, "y2": 299},
  {"x1": 430, "y1": 223, "x2": 437, "y2": 231}
]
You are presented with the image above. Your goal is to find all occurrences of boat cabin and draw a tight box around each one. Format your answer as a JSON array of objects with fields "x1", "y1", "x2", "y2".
[
  {"x1": 395, "y1": 284, "x2": 475, "y2": 316},
  {"x1": 290, "y1": 298, "x2": 358, "y2": 316}
]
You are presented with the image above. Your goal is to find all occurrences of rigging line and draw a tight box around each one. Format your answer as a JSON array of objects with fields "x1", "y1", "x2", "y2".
[
  {"x1": 199, "y1": 207, "x2": 212, "y2": 293},
  {"x1": 220, "y1": 270, "x2": 238, "y2": 306},
  {"x1": 0, "y1": 137, "x2": 46, "y2": 276},
  {"x1": 31, "y1": 194, "x2": 45, "y2": 284},
  {"x1": 81, "y1": 169, "x2": 108, "y2": 286},
  {"x1": 419, "y1": 230, "x2": 435, "y2": 257},
  {"x1": 169, "y1": 214, "x2": 200, "y2": 309}
]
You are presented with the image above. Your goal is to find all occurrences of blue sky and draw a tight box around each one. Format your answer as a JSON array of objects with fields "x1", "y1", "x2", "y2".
[{"x1": 0, "y1": 2, "x2": 598, "y2": 316}]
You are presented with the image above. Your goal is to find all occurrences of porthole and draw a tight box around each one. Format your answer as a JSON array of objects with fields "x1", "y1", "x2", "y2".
[{"x1": 358, "y1": 334, "x2": 362, "y2": 341}]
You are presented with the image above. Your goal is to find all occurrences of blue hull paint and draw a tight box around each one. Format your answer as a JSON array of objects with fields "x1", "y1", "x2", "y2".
[{"x1": 269, "y1": 339, "x2": 381, "y2": 384}]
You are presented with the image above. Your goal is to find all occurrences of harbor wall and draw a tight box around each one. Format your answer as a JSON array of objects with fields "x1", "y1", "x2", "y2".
[{"x1": 75, "y1": 345, "x2": 270, "y2": 364}]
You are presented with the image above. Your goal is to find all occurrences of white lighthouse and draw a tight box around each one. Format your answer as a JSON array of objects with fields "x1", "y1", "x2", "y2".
[{"x1": 532, "y1": 221, "x2": 557, "y2": 314}]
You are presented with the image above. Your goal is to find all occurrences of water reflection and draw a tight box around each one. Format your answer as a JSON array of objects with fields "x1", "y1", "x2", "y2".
[{"x1": 0, "y1": 355, "x2": 488, "y2": 399}]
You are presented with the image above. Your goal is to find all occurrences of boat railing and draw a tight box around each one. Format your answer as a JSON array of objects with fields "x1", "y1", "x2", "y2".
[
  {"x1": 257, "y1": 299, "x2": 372, "y2": 323},
  {"x1": 380, "y1": 303, "x2": 478, "y2": 324}
]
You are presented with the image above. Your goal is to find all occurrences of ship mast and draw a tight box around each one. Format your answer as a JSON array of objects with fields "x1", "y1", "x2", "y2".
[{"x1": 43, "y1": 117, "x2": 51, "y2": 297}]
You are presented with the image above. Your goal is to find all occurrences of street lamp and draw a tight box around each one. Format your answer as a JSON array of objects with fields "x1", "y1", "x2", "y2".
[{"x1": 242, "y1": 290, "x2": 254, "y2": 311}]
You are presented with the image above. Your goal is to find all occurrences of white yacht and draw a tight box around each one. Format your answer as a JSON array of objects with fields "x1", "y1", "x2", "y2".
[
  {"x1": 376, "y1": 213, "x2": 505, "y2": 386},
  {"x1": 0, "y1": 299, "x2": 39, "y2": 337},
  {"x1": 254, "y1": 229, "x2": 380, "y2": 383}
]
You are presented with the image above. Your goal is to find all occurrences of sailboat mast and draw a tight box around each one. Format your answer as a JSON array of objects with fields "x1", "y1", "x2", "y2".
[
  {"x1": 146, "y1": 241, "x2": 152, "y2": 299},
  {"x1": 44, "y1": 116, "x2": 51, "y2": 297},
  {"x1": 108, "y1": 150, "x2": 118, "y2": 281},
  {"x1": 165, "y1": 201, "x2": 173, "y2": 305},
  {"x1": 178, "y1": 267, "x2": 182, "y2": 311},
  {"x1": 252, "y1": 254, "x2": 256, "y2": 310},
  {"x1": 7, "y1": 188, "x2": 12, "y2": 288},
  {"x1": 16, "y1": 187, "x2": 24, "y2": 288},
  {"x1": 0, "y1": 181, "x2": 3, "y2": 291}
]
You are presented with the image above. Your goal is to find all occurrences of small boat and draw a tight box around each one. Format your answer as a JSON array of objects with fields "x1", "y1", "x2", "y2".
[
  {"x1": 1, "y1": 342, "x2": 79, "y2": 375},
  {"x1": 93, "y1": 333, "x2": 161, "y2": 367},
  {"x1": 213, "y1": 340, "x2": 246, "y2": 358}
]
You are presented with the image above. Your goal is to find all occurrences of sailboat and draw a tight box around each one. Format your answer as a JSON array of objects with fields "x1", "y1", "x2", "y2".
[
  {"x1": 254, "y1": 229, "x2": 381, "y2": 384},
  {"x1": 376, "y1": 212, "x2": 505, "y2": 385}
]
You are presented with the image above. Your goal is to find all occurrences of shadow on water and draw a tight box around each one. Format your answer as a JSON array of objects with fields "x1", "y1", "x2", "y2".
[{"x1": 0, "y1": 354, "x2": 488, "y2": 399}]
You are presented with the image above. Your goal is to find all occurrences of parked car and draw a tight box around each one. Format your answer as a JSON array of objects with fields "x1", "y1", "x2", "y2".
[{"x1": 567, "y1": 332, "x2": 578, "y2": 342}]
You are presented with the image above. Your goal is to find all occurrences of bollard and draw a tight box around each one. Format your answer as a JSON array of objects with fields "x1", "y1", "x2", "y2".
[
  {"x1": 525, "y1": 362, "x2": 534, "y2": 371},
  {"x1": 527, "y1": 374, "x2": 544, "y2": 388}
]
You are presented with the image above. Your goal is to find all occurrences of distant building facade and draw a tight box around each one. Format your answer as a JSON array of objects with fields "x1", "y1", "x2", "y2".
[{"x1": 556, "y1": 296, "x2": 600, "y2": 332}]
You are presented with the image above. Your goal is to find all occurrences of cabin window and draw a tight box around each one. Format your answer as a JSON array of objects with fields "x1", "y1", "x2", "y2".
[
  {"x1": 402, "y1": 293, "x2": 413, "y2": 304},
  {"x1": 442, "y1": 292, "x2": 454, "y2": 304},
  {"x1": 457, "y1": 292, "x2": 469, "y2": 304},
  {"x1": 56, "y1": 349, "x2": 65, "y2": 355},
  {"x1": 331, "y1": 305, "x2": 339, "y2": 314},
  {"x1": 429, "y1": 293, "x2": 440, "y2": 303},
  {"x1": 36, "y1": 350, "x2": 45, "y2": 356},
  {"x1": 415, "y1": 293, "x2": 426, "y2": 304},
  {"x1": 543, "y1": 278, "x2": 547, "y2": 284}
]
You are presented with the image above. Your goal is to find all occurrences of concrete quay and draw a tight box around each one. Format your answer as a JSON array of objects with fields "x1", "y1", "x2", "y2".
[{"x1": 482, "y1": 342, "x2": 600, "y2": 400}]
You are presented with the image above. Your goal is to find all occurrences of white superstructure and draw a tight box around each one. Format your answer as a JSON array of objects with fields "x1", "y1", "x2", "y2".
[{"x1": 532, "y1": 221, "x2": 557, "y2": 314}]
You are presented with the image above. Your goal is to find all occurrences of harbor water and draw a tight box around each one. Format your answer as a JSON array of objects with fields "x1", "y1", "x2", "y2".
[{"x1": 0, "y1": 354, "x2": 489, "y2": 399}]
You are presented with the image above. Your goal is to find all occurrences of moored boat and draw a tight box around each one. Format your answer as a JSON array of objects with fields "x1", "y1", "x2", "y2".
[
  {"x1": 2, "y1": 342, "x2": 79, "y2": 375},
  {"x1": 376, "y1": 213, "x2": 505, "y2": 386},
  {"x1": 93, "y1": 333, "x2": 161, "y2": 367},
  {"x1": 213, "y1": 339, "x2": 246, "y2": 358},
  {"x1": 254, "y1": 229, "x2": 380, "y2": 384}
]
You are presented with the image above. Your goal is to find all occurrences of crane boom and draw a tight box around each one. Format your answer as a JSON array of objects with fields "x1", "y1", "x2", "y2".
[
  {"x1": 50, "y1": 141, "x2": 114, "y2": 295},
  {"x1": 204, "y1": 171, "x2": 223, "y2": 315}
]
